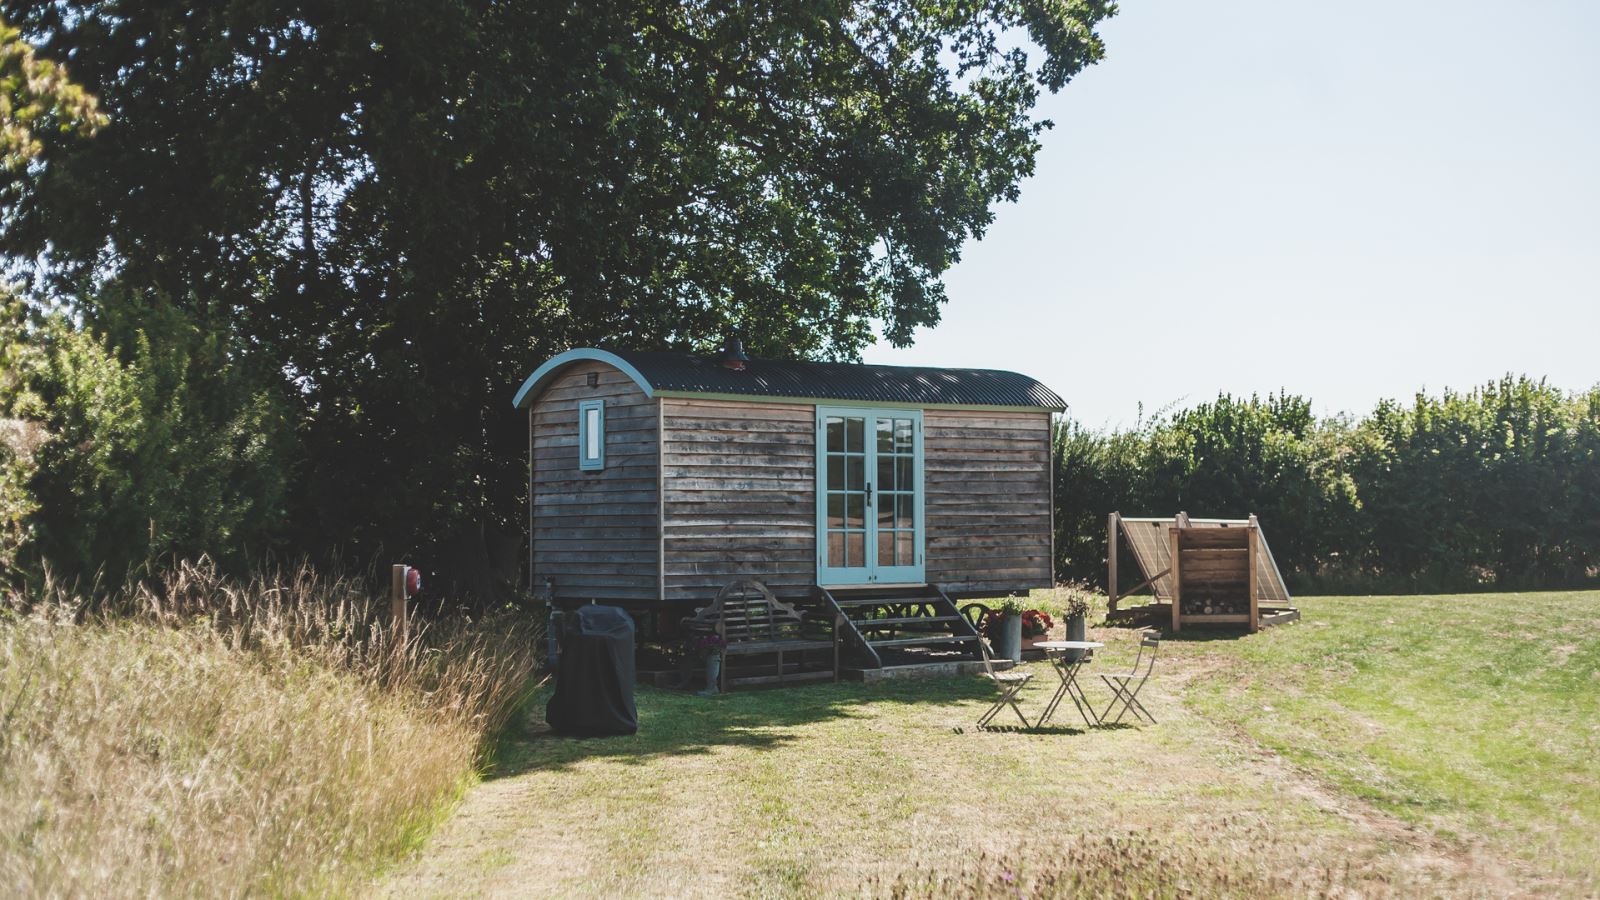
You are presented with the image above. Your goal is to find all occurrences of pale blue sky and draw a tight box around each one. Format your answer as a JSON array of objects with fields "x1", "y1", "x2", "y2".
[{"x1": 863, "y1": 0, "x2": 1600, "y2": 428}]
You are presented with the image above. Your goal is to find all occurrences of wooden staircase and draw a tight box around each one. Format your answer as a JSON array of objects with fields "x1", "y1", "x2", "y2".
[{"x1": 812, "y1": 584, "x2": 983, "y2": 669}]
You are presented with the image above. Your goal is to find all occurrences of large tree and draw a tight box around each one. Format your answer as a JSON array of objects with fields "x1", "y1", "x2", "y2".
[
  {"x1": 1, "y1": 14, "x2": 105, "y2": 171},
  {"x1": 1, "y1": 0, "x2": 1115, "y2": 597}
]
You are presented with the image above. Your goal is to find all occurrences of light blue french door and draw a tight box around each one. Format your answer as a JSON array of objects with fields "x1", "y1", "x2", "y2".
[{"x1": 816, "y1": 407, "x2": 924, "y2": 585}]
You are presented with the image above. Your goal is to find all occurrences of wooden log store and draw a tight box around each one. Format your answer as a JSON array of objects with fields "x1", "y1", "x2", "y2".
[{"x1": 1107, "y1": 511, "x2": 1301, "y2": 632}]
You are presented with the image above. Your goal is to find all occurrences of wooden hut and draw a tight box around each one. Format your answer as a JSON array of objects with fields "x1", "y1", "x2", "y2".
[{"x1": 512, "y1": 346, "x2": 1065, "y2": 673}]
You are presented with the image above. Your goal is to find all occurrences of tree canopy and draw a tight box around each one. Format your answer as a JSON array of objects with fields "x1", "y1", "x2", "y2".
[
  {"x1": 0, "y1": 0, "x2": 1116, "y2": 594},
  {"x1": 0, "y1": 15, "x2": 105, "y2": 171}
]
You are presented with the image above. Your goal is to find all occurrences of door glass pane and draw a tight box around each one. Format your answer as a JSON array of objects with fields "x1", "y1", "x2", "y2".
[
  {"x1": 877, "y1": 501, "x2": 892, "y2": 530},
  {"x1": 826, "y1": 417, "x2": 845, "y2": 452},
  {"x1": 846, "y1": 532, "x2": 865, "y2": 567},
  {"x1": 877, "y1": 456, "x2": 893, "y2": 489},
  {"x1": 846, "y1": 417, "x2": 863, "y2": 452},
  {"x1": 877, "y1": 419, "x2": 894, "y2": 453},
  {"x1": 879, "y1": 530, "x2": 895, "y2": 566},
  {"x1": 896, "y1": 456, "x2": 914, "y2": 491},
  {"x1": 896, "y1": 495, "x2": 913, "y2": 528},
  {"x1": 895, "y1": 419, "x2": 913, "y2": 450},
  {"x1": 846, "y1": 456, "x2": 863, "y2": 491},
  {"x1": 896, "y1": 531, "x2": 914, "y2": 565},
  {"x1": 828, "y1": 532, "x2": 845, "y2": 567},
  {"x1": 827, "y1": 494, "x2": 844, "y2": 528},
  {"x1": 845, "y1": 495, "x2": 864, "y2": 528},
  {"x1": 827, "y1": 455, "x2": 844, "y2": 490}
]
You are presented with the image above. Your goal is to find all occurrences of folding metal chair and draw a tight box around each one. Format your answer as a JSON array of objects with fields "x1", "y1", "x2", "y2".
[
  {"x1": 1098, "y1": 633, "x2": 1160, "y2": 725},
  {"x1": 976, "y1": 636, "x2": 1034, "y2": 730}
]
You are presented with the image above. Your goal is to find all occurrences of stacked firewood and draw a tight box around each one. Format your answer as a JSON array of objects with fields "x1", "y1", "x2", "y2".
[{"x1": 1180, "y1": 595, "x2": 1248, "y2": 617}]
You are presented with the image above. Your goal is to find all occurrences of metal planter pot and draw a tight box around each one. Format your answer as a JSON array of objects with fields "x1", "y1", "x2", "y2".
[
  {"x1": 993, "y1": 614, "x2": 1024, "y2": 662},
  {"x1": 1065, "y1": 614, "x2": 1087, "y2": 661}
]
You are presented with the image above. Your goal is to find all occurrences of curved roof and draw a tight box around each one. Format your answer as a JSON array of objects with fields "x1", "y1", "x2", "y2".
[{"x1": 512, "y1": 348, "x2": 1066, "y2": 411}]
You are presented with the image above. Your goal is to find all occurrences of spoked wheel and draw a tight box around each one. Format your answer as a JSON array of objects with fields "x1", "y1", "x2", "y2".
[{"x1": 960, "y1": 602, "x2": 991, "y2": 631}]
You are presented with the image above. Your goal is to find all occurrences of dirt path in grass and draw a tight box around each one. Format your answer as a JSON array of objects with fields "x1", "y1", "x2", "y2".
[
  {"x1": 373, "y1": 643, "x2": 1566, "y2": 898},
  {"x1": 1158, "y1": 655, "x2": 1552, "y2": 897}
]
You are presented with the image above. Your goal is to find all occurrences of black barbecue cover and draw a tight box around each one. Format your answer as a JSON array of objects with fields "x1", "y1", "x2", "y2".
[{"x1": 545, "y1": 605, "x2": 637, "y2": 736}]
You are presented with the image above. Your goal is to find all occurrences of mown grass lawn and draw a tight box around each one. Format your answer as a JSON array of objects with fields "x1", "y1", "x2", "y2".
[
  {"x1": 378, "y1": 591, "x2": 1600, "y2": 898},
  {"x1": 1187, "y1": 591, "x2": 1600, "y2": 883}
]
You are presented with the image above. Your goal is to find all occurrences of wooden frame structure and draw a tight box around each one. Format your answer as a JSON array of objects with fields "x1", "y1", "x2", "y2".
[{"x1": 1107, "y1": 511, "x2": 1299, "y2": 632}]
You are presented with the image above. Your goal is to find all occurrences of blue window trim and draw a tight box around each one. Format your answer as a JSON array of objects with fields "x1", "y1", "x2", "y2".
[{"x1": 578, "y1": 399, "x2": 605, "y2": 471}]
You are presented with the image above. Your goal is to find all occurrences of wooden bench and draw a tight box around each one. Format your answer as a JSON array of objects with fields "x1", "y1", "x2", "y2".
[{"x1": 683, "y1": 579, "x2": 840, "y2": 690}]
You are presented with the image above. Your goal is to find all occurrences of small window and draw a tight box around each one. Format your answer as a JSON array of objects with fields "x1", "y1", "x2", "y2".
[{"x1": 578, "y1": 399, "x2": 605, "y2": 470}]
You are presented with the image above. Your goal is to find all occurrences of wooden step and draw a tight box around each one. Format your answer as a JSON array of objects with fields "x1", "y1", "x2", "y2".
[
  {"x1": 853, "y1": 615, "x2": 963, "y2": 628},
  {"x1": 832, "y1": 596, "x2": 941, "y2": 609},
  {"x1": 823, "y1": 585, "x2": 938, "y2": 600},
  {"x1": 824, "y1": 583, "x2": 934, "y2": 593},
  {"x1": 867, "y1": 635, "x2": 979, "y2": 649}
]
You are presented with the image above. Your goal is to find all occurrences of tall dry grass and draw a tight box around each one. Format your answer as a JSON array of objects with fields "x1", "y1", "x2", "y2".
[
  {"x1": 874, "y1": 829, "x2": 1361, "y2": 899},
  {"x1": 0, "y1": 558, "x2": 540, "y2": 897}
]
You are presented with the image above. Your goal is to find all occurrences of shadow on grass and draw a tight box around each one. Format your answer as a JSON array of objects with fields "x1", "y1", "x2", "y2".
[
  {"x1": 486, "y1": 676, "x2": 998, "y2": 779},
  {"x1": 1099, "y1": 604, "x2": 1286, "y2": 644},
  {"x1": 956, "y1": 722, "x2": 1139, "y2": 736},
  {"x1": 1099, "y1": 616, "x2": 1254, "y2": 644},
  {"x1": 1153, "y1": 629, "x2": 1254, "y2": 644}
]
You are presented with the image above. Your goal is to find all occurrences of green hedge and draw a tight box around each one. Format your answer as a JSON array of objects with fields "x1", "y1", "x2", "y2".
[{"x1": 1054, "y1": 377, "x2": 1600, "y2": 594}]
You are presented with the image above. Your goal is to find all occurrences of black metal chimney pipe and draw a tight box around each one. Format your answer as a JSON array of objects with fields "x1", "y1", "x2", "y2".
[{"x1": 720, "y1": 335, "x2": 749, "y2": 371}]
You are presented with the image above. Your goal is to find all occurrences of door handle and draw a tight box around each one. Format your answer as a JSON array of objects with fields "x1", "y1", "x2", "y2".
[{"x1": 865, "y1": 482, "x2": 873, "y2": 505}]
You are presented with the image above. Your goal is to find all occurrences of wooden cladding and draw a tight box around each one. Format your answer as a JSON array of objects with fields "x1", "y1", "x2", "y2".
[
  {"x1": 660, "y1": 398, "x2": 816, "y2": 601},
  {"x1": 528, "y1": 360, "x2": 1057, "y2": 605},
  {"x1": 923, "y1": 409, "x2": 1053, "y2": 594},
  {"x1": 531, "y1": 361, "x2": 659, "y2": 602}
]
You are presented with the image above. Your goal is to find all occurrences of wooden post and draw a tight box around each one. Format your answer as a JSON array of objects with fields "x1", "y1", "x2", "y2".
[
  {"x1": 1107, "y1": 511, "x2": 1120, "y2": 615},
  {"x1": 1049, "y1": 415, "x2": 1057, "y2": 585},
  {"x1": 716, "y1": 619, "x2": 728, "y2": 693},
  {"x1": 391, "y1": 564, "x2": 408, "y2": 646},
  {"x1": 1169, "y1": 527, "x2": 1182, "y2": 633},
  {"x1": 834, "y1": 613, "x2": 843, "y2": 682},
  {"x1": 1247, "y1": 514, "x2": 1261, "y2": 634}
]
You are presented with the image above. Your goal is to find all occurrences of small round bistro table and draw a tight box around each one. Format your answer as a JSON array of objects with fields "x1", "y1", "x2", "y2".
[{"x1": 1032, "y1": 640, "x2": 1105, "y2": 728}]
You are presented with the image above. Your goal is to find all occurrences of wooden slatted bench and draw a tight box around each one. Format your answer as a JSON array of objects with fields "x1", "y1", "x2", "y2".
[{"x1": 683, "y1": 579, "x2": 840, "y2": 690}]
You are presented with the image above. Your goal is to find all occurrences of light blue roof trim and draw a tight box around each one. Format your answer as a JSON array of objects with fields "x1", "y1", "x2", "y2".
[{"x1": 511, "y1": 348, "x2": 655, "y2": 408}]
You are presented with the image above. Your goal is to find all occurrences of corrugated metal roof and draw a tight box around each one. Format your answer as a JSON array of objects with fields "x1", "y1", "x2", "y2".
[{"x1": 512, "y1": 348, "x2": 1066, "y2": 410}]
